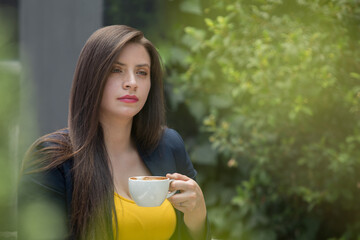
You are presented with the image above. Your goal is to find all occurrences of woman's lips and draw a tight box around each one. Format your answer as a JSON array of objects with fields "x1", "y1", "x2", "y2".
[{"x1": 117, "y1": 95, "x2": 139, "y2": 103}]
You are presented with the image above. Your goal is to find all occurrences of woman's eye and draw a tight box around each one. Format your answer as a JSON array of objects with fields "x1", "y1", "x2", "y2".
[
  {"x1": 137, "y1": 70, "x2": 148, "y2": 76},
  {"x1": 111, "y1": 68, "x2": 122, "y2": 73}
]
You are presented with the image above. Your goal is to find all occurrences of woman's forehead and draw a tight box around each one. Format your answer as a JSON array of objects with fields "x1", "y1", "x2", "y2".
[{"x1": 116, "y1": 43, "x2": 151, "y2": 66}]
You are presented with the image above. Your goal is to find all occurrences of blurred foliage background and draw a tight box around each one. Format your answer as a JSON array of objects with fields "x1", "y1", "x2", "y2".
[
  {"x1": 164, "y1": 0, "x2": 360, "y2": 239},
  {"x1": 0, "y1": 2, "x2": 20, "y2": 239},
  {"x1": 106, "y1": 0, "x2": 360, "y2": 239}
]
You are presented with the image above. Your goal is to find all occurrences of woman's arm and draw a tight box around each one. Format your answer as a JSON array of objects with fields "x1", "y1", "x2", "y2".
[
  {"x1": 162, "y1": 128, "x2": 211, "y2": 239},
  {"x1": 166, "y1": 173, "x2": 207, "y2": 240}
]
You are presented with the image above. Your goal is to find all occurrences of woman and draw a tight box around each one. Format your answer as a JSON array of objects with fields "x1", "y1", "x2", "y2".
[{"x1": 18, "y1": 25, "x2": 210, "y2": 240}]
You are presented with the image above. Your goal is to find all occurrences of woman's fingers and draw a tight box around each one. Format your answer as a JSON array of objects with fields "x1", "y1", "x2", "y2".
[
  {"x1": 168, "y1": 179, "x2": 192, "y2": 192},
  {"x1": 169, "y1": 191, "x2": 197, "y2": 211},
  {"x1": 166, "y1": 173, "x2": 196, "y2": 191},
  {"x1": 166, "y1": 173, "x2": 202, "y2": 212},
  {"x1": 166, "y1": 173, "x2": 191, "y2": 181}
]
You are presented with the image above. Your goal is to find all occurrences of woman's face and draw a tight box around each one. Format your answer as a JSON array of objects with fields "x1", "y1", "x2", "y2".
[{"x1": 100, "y1": 43, "x2": 151, "y2": 123}]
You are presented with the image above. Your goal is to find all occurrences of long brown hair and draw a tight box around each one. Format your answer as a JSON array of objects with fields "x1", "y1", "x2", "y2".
[{"x1": 23, "y1": 25, "x2": 165, "y2": 239}]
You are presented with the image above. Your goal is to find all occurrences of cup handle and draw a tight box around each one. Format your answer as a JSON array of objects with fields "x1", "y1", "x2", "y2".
[{"x1": 167, "y1": 179, "x2": 176, "y2": 198}]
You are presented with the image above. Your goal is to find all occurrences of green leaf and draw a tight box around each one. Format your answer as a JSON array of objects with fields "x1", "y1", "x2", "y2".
[
  {"x1": 187, "y1": 100, "x2": 206, "y2": 121},
  {"x1": 180, "y1": 0, "x2": 202, "y2": 15},
  {"x1": 350, "y1": 72, "x2": 360, "y2": 80},
  {"x1": 209, "y1": 94, "x2": 233, "y2": 109}
]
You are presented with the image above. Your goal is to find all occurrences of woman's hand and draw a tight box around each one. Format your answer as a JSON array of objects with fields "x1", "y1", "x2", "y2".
[{"x1": 166, "y1": 173, "x2": 207, "y2": 239}]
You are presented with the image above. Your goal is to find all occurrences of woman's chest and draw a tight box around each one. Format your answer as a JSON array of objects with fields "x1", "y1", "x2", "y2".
[
  {"x1": 111, "y1": 151, "x2": 151, "y2": 199},
  {"x1": 113, "y1": 194, "x2": 177, "y2": 240}
]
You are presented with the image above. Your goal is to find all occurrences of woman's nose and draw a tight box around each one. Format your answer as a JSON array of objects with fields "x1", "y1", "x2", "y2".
[{"x1": 123, "y1": 72, "x2": 137, "y2": 90}]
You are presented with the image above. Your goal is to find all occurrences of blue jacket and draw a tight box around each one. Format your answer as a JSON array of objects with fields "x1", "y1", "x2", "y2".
[{"x1": 18, "y1": 128, "x2": 211, "y2": 240}]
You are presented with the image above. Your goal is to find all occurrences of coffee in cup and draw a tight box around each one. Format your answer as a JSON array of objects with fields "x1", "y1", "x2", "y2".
[{"x1": 128, "y1": 176, "x2": 176, "y2": 207}]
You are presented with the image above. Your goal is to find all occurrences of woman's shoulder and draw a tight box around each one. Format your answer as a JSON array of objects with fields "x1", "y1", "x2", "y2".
[
  {"x1": 23, "y1": 128, "x2": 72, "y2": 173},
  {"x1": 160, "y1": 128, "x2": 186, "y2": 149},
  {"x1": 159, "y1": 128, "x2": 189, "y2": 162},
  {"x1": 19, "y1": 129, "x2": 73, "y2": 207},
  {"x1": 160, "y1": 128, "x2": 197, "y2": 179},
  {"x1": 36, "y1": 128, "x2": 70, "y2": 147}
]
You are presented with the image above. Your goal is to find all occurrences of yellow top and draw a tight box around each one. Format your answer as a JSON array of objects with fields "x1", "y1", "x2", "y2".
[{"x1": 113, "y1": 192, "x2": 176, "y2": 240}]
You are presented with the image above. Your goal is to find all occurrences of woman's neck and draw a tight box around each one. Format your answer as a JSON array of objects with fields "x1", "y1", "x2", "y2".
[{"x1": 101, "y1": 117, "x2": 134, "y2": 160}]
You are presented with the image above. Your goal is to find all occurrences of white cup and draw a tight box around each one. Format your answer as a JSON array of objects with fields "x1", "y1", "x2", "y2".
[{"x1": 128, "y1": 176, "x2": 176, "y2": 207}]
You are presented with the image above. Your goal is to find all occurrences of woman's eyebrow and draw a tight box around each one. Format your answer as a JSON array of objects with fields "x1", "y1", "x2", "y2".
[
  {"x1": 115, "y1": 62, "x2": 150, "y2": 68},
  {"x1": 136, "y1": 64, "x2": 150, "y2": 68}
]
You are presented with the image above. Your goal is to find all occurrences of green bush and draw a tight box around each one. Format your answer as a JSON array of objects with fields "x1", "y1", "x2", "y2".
[{"x1": 166, "y1": 0, "x2": 360, "y2": 239}]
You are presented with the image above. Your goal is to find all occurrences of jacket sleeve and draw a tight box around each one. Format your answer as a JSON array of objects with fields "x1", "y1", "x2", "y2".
[
  {"x1": 166, "y1": 129, "x2": 212, "y2": 240},
  {"x1": 165, "y1": 128, "x2": 197, "y2": 179},
  {"x1": 17, "y1": 154, "x2": 69, "y2": 240}
]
